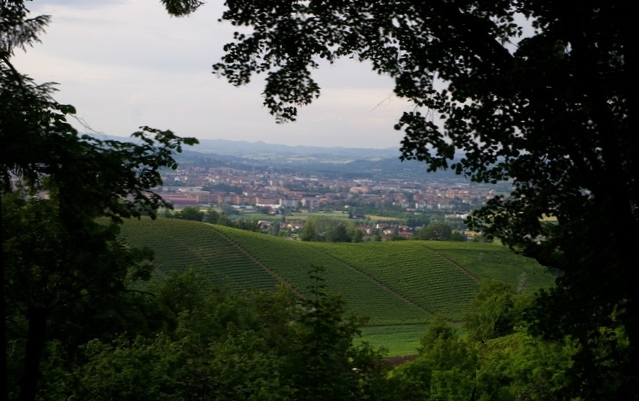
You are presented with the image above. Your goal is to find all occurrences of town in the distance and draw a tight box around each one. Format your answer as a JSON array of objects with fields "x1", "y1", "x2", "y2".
[{"x1": 150, "y1": 136, "x2": 511, "y2": 241}]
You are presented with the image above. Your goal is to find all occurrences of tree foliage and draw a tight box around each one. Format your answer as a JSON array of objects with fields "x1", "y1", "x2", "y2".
[
  {"x1": 2, "y1": 0, "x2": 196, "y2": 221},
  {"x1": 167, "y1": 0, "x2": 639, "y2": 397},
  {"x1": 395, "y1": 316, "x2": 476, "y2": 400},
  {"x1": 31, "y1": 268, "x2": 392, "y2": 401},
  {"x1": 203, "y1": 207, "x2": 220, "y2": 223},
  {"x1": 415, "y1": 221, "x2": 452, "y2": 241},
  {"x1": 393, "y1": 285, "x2": 578, "y2": 401},
  {"x1": 3, "y1": 194, "x2": 162, "y2": 401},
  {"x1": 463, "y1": 280, "x2": 530, "y2": 344},
  {"x1": 175, "y1": 206, "x2": 205, "y2": 221},
  {"x1": 2, "y1": 2, "x2": 196, "y2": 400},
  {"x1": 300, "y1": 220, "x2": 318, "y2": 242},
  {"x1": 300, "y1": 217, "x2": 357, "y2": 242}
]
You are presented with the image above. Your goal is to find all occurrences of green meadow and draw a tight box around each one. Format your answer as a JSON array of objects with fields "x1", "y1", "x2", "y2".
[
  {"x1": 358, "y1": 324, "x2": 429, "y2": 356},
  {"x1": 119, "y1": 217, "x2": 556, "y2": 356}
]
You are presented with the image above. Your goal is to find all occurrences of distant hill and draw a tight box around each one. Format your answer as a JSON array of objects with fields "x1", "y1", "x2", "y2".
[
  {"x1": 193, "y1": 138, "x2": 400, "y2": 160},
  {"x1": 119, "y1": 218, "x2": 555, "y2": 325},
  {"x1": 81, "y1": 132, "x2": 490, "y2": 184},
  {"x1": 82, "y1": 132, "x2": 399, "y2": 159}
]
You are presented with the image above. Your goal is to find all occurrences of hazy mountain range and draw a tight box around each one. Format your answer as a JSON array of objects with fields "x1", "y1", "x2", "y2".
[
  {"x1": 83, "y1": 133, "x2": 500, "y2": 185},
  {"x1": 192, "y1": 138, "x2": 401, "y2": 160}
]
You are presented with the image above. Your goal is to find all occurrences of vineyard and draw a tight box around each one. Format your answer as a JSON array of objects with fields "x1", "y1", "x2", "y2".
[
  {"x1": 313, "y1": 241, "x2": 479, "y2": 321},
  {"x1": 210, "y1": 225, "x2": 429, "y2": 325},
  {"x1": 424, "y1": 241, "x2": 554, "y2": 293},
  {"x1": 118, "y1": 218, "x2": 556, "y2": 326},
  {"x1": 118, "y1": 217, "x2": 279, "y2": 291}
]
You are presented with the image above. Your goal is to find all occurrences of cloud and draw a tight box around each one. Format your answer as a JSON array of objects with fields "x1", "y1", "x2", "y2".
[
  {"x1": 29, "y1": 0, "x2": 126, "y2": 9},
  {"x1": 14, "y1": 0, "x2": 413, "y2": 149}
]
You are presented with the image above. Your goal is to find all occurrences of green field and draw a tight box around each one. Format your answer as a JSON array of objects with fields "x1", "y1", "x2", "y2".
[
  {"x1": 119, "y1": 217, "x2": 556, "y2": 355},
  {"x1": 358, "y1": 324, "x2": 430, "y2": 357}
]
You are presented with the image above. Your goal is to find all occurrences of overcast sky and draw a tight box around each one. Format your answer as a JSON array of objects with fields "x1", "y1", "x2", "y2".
[{"x1": 13, "y1": 0, "x2": 418, "y2": 149}]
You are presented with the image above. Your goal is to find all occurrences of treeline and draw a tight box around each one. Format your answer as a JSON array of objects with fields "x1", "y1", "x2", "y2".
[
  {"x1": 166, "y1": 207, "x2": 482, "y2": 243},
  {"x1": 164, "y1": 206, "x2": 262, "y2": 232},
  {"x1": 295, "y1": 217, "x2": 472, "y2": 243}
]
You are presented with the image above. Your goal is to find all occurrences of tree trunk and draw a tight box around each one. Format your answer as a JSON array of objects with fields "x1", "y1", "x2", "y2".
[{"x1": 18, "y1": 308, "x2": 47, "y2": 401}]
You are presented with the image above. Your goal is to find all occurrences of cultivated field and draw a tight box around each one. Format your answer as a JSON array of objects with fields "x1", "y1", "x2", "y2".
[{"x1": 119, "y1": 217, "x2": 556, "y2": 355}]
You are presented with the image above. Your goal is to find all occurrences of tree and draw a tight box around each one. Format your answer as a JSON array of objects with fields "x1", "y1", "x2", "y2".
[
  {"x1": 463, "y1": 280, "x2": 530, "y2": 344},
  {"x1": 176, "y1": 206, "x2": 205, "y2": 221},
  {"x1": 394, "y1": 316, "x2": 477, "y2": 400},
  {"x1": 450, "y1": 230, "x2": 467, "y2": 242},
  {"x1": 2, "y1": 0, "x2": 195, "y2": 222},
  {"x1": 351, "y1": 228, "x2": 364, "y2": 243},
  {"x1": 328, "y1": 223, "x2": 352, "y2": 242},
  {"x1": 300, "y1": 219, "x2": 318, "y2": 241},
  {"x1": 415, "y1": 221, "x2": 452, "y2": 241},
  {"x1": 37, "y1": 268, "x2": 392, "y2": 401},
  {"x1": 220, "y1": 203, "x2": 238, "y2": 216},
  {"x1": 2, "y1": 3, "x2": 196, "y2": 400},
  {"x1": 204, "y1": 207, "x2": 220, "y2": 223},
  {"x1": 3, "y1": 195, "x2": 158, "y2": 401},
  {"x1": 406, "y1": 214, "x2": 430, "y2": 230},
  {"x1": 164, "y1": 1, "x2": 639, "y2": 397},
  {"x1": 285, "y1": 266, "x2": 381, "y2": 401},
  {"x1": 269, "y1": 221, "x2": 281, "y2": 236}
]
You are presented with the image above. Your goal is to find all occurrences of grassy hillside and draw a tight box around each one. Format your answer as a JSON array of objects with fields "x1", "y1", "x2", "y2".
[
  {"x1": 120, "y1": 218, "x2": 555, "y2": 326},
  {"x1": 119, "y1": 217, "x2": 280, "y2": 291}
]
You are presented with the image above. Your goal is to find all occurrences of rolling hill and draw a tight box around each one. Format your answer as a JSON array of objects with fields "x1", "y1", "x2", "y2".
[{"x1": 119, "y1": 218, "x2": 556, "y2": 326}]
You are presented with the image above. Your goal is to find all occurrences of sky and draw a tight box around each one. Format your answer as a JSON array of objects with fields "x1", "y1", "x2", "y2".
[{"x1": 13, "y1": 0, "x2": 417, "y2": 149}]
